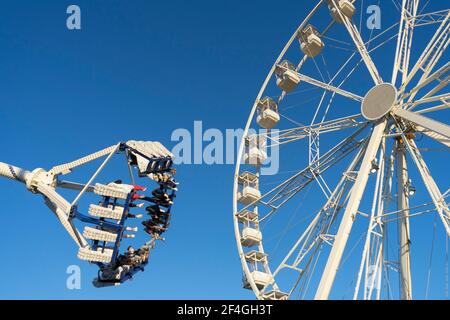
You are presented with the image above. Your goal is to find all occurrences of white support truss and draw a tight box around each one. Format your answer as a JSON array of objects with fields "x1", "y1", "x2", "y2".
[
  {"x1": 401, "y1": 11, "x2": 450, "y2": 93},
  {"x1": 412, "y1": 9, "x2": 450, "y2": 27},
  {"x1": 392, "y1": 0, "x2": 420, "y2": 87},
  {"x1": 271, "y1": 142, "x2": 368, "y2": 297},
  {"x1": 394, "y1": 108, "x2": 450, "y2": 147},
  {"x1": 403, "y1": 138, "x2": 450, "y2": 235},
  {"x1": 315, "y1": 120, "x2": 387, "y2": 299},
  {"x1": 402, "y1": 62, "x2": 449, "y2": 103},
  {"x1": 395, "y1": 140, "x2": 413, "y2": 300},
  {"x1": 354, "y1": 137, "x2": 388, "y2": 300}
]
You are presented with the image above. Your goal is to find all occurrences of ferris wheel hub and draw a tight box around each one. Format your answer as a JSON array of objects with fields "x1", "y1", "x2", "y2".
[{"x1": 361, "y1": 83, "x2": 397, "y2": 121}]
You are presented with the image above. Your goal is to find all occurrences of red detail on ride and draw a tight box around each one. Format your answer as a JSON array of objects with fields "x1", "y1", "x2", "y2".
[{"x1": 133, "y1": 185, "x2": 147, "y2": 191}]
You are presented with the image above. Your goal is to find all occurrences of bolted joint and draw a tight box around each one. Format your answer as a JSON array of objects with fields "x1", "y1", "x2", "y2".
[{"x1": 25, "y1": 168, "x2": 57, "y2": 193}]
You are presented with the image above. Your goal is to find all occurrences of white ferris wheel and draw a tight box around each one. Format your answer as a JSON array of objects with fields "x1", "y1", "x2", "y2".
[{"x1": 233, "y1": 0, "x2": 450, "y2": 300}]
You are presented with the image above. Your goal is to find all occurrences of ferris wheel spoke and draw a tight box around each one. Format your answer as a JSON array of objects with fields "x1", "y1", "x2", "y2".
[
  {"x1": 315, "y1": 120, "x2": 387, "y2": 300},
  {"x1": 401, "y1": 137, "x2": 450, "y2": 235},
  {"x1": 263, "y1": 114, "x2": 367, "y2": 146},
  {"x1": 409, "y1": 92, "x2": 450, "y2": 107},
  {"x1": 394, "y1": 108, "x2": 450, "y2": 148},
  {"x1": 329, "y1": 0, "x2": 383, "y2": 85},
  {"x1": 417, "y1": 86, "x2": 450, "y2": 106},
  {"x1": 277, "y1": 66, "x2": 364, "y2": 102},
  {"x1": 305, "y1": 24, "x2": 399, "y2": 114},
  {"x1": 354, "y1": 135, "x2": 389, "y2": 300},
  {"x1": 272, "y1": 142, "x2": 368, "y2": 296},
  {"x1": 401, "y1": 11, "x2": 450, "y2": 93},
  {"x1": 415, "y1": 103, "x2": 450, "y2": 115},
  {"x1": 402, "y1": 62, "x2": 449, "y2": 103},
  {"x1": 297, "y1": 73, "x2": 363, "y2": 102},
  {"x1": 413, "y1": 9, "x2": 450, "y2": 27},
  {"x1": 392, "y1": 0, "x2": 420, "y2": 86},
  {"x1": 418, "y1": 130, "x2": 450, "y2": 150},
  {"x1": 255, "y1": 126, "x2": 369, "y2": 219}
]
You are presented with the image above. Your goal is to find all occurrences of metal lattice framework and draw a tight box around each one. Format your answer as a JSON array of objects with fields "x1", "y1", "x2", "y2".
[
  {"x1": 233, "y1": 0, "x2": 449, "y2": 300},
  {"x1": 0, "y1": 141, "x2": 178, "y2": 287}
]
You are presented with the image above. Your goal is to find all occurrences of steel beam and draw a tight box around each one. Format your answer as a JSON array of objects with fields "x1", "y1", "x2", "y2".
[
  {"x1": 401, "y1": 11, "x2": 450, "y2": 92},
  {"x1": 395, "y1": 108, "x2": 450, "y2": 140},
  {"x1": 354, "y1": 137, "x2": 386, "y2": 300},
  {"x1": 395, "y1": 140, "x2": 413, "y2": 300},
  {"x1": 392, "y1": 0, "x2": 420, "y2": 86},
  {"x1": 404, "y1": 139, "x2": 450, "y2": 235},
  {"x1": 315, "y1": 120, "x2": 387, "y2": 300},
  {"x1": 330, "y1": 0, "x2": 383, "y2": 85},
  {"x1": 293, "y1": 72, "x2": 364, "y2": 102}
]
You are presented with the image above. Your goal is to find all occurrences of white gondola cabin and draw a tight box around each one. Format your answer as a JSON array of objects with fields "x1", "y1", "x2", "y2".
[
  {"x1": 245, "y1": 250, "x2": 268, "y2": 265},
  {"x1": 243, "y1": 251, "x2": 273, "y2": 290},
  {"x1": 236, "y1": 209, "x2": 259, "y2": 224},
  {"x1": 237, "y1": 210, "x2": 262, "y2": 247},
  {"x1": 328, "y1": 0, "x2": 356, "y2": 23},
  {"x1": 275, "y1": 60, "x2": 301, "y2": 92},
  {"x1": 237, "y1": 172, "x2": 261, "y2": 205},
  {"x1": 256, "y1": 97, "x2": 280, "y2": 129},
  {"x1": 299, "y1": 24, "x2": 324, "y2": 58},
  {"x1": 244, "y1": 135, "x2": 267, "y2": 167},
  {"x1": 242, "y1": 227, "x2": 263, "y2": 247},
  {"x1": 248, "y1": 271, "x2": 273, "y2": 290}
]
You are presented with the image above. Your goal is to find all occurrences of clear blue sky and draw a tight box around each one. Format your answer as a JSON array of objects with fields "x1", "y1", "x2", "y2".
[{"x1": 0, "y1": 0, "x2": 448, "y2": 299}]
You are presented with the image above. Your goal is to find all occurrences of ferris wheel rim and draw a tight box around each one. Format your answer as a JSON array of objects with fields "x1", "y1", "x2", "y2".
[{"x1": 232, "y1": 0, "x2": 329, "y2": 300}]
